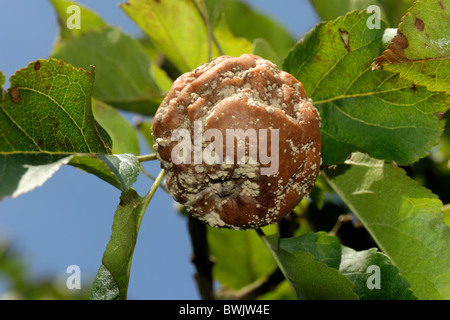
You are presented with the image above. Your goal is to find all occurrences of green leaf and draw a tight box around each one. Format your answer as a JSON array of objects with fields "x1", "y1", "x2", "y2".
[
  {"x1": 279, "y1": 232, "x2": 342, "y2": 269},
  {"x1": 443, "y1": 204, "x2": 450, "y2": 227},
  {"x1": 0, "y1": 71, "x2": 4, "y2": 89},
  {"x1": 136, "y1": 120, "x2": 155, "y2": 152},
  {"x1": 323, "y1": 153, "x2": 450, "y2": 299},
  {"x1": 261, "y1": 233, "x2": 359, "y2": 300},
  {"x1": 52, "y1": 27, "x2": 165, "y2": 115},
  {"x1": 203, "y1": 0, "x2": 225, "y2": 28},
  {"x1": 377, "y1": 0, "x2": 417, "y2": 27},
  {"x1": 69, "y1": 153, "x2": 140, "y2": 192},
  {"x1": 152, "y1": 63, "x2": 174, "y2": 93},
  {"x1": 223, "y1": 0, "x2": 295, "y2": 59},
  {"x1": 252, "y1": 38, "x2": 282, "y2": 69},
  {"x1": 258, "y1": 280, "x2": 296, "y2": 300},
  {"x1": 120, "y1": 0, "x2": 253, "y2": 74},
  {"x1": 92, "y1": 189, "x2": 145, "y2": 300},
  {"x1": 0, "y1": 59, "x2": 111, "y2": 154},
  {"x1": 208, "y1": 227, "x2": 277, "y2": 290},
  {"x1": 375, "y1": 0, "x2": 450, "y2": 93},
  {"x1": 340, "y1": 247, "x2": 417, "y2": 300},
  {"x1": 92, "y1": 99, "x2": 140, "y2": 155},
  {"x1": 0, "y1": 59, "x2": 112, "y2": 199},
  {"x1": 121, "y1": 0, "x2": 203, "y2": 73},
  {"x1": 284, "y1": 232, "x2": 416, "y2": 300},
  {"x1": 212, "y1": 17, "x2": 255, "y2": 58},
  {"x1": 89, "y1": 264, "x2": 120, "y2": 300},
  {"x1": 90, "y1": 170, "x2": 164, "y2": 300},
  {"x1": 283, "y1": 10, "x2": 449, "y2": 165},
  {"x1": 309, "y1": 0, "x2": 415, "y2": 27},
  {"x1": 310, "y1": 0, "x2": 375, "y2": 22},
  {"x1": 49, "y1": 0, "x2": 107, "y2": 44},
  {"x1": 0, "y1": 154, "x2": 72, "y2": 200}
]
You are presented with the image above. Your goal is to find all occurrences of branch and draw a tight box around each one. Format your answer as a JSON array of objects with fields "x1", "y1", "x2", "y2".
[
  {"x1": 188, "y1": 215, "x2": 216, "y2": 300},
  {"x1": 191, "y1": 0, "x2": 224, "y2": 57},
  {"x1": 278, "y1": 210, "x2": 300, "y2": 238},
  {"x1": 219, "y1": 268, "x2": 285, "y2": 300},
  {"x1": 137, "y1": 153, "x2": 158, "y2": 162}
]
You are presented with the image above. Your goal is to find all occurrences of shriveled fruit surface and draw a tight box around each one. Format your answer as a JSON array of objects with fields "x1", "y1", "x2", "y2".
[{"x1": 152, "y1": 54, "x2": 321, "y2": 229}]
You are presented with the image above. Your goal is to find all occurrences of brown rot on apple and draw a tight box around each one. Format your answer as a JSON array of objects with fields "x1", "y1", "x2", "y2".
[{"x1": 152, "y1": 54, "x2": 321, "y2": 229}]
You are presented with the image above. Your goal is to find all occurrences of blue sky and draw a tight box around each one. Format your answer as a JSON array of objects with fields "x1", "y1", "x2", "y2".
[{"x1": 0, "y1": 0, "x2": 319, "y2": 299}]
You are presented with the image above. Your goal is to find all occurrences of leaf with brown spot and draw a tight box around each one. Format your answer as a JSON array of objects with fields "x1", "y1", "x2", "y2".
[
  {"x1": 0, "y1": 59, "x2": 111, "y2": 154},
  {"x1": 34, "y1": 61, "x2": 41, "y2": 71},
  {"x1": 375, "y1": 0, "x2": 450, "y2": 93},
  {"x1": 414, "y1": 18, "x2": 425, "y2": 32},
  {"x1": 374, "y1": 31, "x2": 409, "y2": 65},
  {"x1": 339, "y1": 28, "x2": 351, "y2": 53},
  {"x1": 9, "y1": 87, "x2": 20, "y2": 104},
  {"x1": 284, "y1": 10, "x2": 449, "y2": 166},
  {"x1": 0, "y1": 59, "x2": 114, "y2": 200}
]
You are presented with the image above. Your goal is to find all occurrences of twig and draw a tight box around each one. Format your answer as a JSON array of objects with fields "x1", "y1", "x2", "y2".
[
  {"x1": 278, "y1": 210, "x2": 300, "y2": 238},
  {"x1": 188, "y1": 216, "x2": 215, "y2": 300},
  {"x1": 213, "y1": 227, "x2": 285, "y2": 300},
  {"x1": 137, "y1": 153, "x2": 158, "y2": 162},
  {"x1": 191, "y1": 0, "x2": 225, "y2": 57},
  {"x1": 140, "y1": 169, "x2": 166, "y2": 216},
  {"x1": 200, "y1": 0, "x2": 212, "y2": 62},
  {"x1": 137, "y1": 169, "x2": 166, "y2": 231},
  {"x1": 139, "y1": 167, "x2": 169, "y2": 194},
  {"x1": 220, "y1": 268, "x2": 285, "y2": 300}
]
